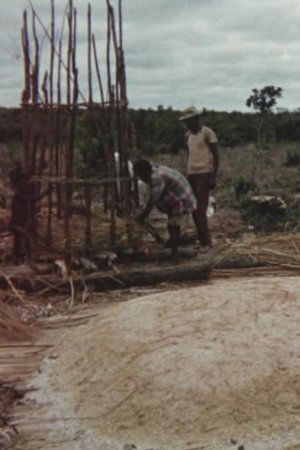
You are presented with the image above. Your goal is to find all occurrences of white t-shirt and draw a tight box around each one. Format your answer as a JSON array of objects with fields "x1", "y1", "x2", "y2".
[{"x1": 187, "y1": 126, "x2": 218, "y2": 174}]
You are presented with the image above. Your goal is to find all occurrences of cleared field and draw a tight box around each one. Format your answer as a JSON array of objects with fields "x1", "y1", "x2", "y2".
[{"x1": 20, "y1": 276, "x2": 300, "y2": 450}]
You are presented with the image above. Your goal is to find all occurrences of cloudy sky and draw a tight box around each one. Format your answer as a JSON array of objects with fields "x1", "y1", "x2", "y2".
[{"x1": 1, "y1": 0, "x2": 300, "y2": 112}]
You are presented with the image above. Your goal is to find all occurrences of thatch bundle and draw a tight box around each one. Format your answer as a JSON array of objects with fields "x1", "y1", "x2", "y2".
[{"x1": 217, "y1": 232, "x2": 300, "y2": 269}]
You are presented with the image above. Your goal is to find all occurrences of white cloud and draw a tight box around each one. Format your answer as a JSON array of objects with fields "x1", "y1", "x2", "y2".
[{"x1": 0, "y1": 0, "x2": 300, "y2": 111}]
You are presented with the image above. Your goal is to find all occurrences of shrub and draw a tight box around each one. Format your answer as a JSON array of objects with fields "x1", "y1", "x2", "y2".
[
  {"x1": 284, "y1": 147, "x2": 300, "y2": 167},
  {"x1": 240, "y1": 195, "x2": 287, "y2": 232},
  {"x1": 233, "y1": 176, "x2": 257, "y2": 201}
]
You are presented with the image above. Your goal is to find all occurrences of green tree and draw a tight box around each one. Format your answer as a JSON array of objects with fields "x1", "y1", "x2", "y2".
[{"x1": 246, "y1": 85, "x2": 283, "y2": 148}]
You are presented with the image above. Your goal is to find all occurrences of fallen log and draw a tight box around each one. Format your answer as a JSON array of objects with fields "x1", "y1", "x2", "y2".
[
  {"x1": 85, "y1": 258, "x2": 212, "y2": 290},
  {"x1": 31, "y1": 257, "x2": 213, "y2": 294},
  {"x1": 118, "y1": 247, "x2": 198, "y2": 263},
  {"x1": 0, "y1": 250, "x2": 289, "y2": 295}
]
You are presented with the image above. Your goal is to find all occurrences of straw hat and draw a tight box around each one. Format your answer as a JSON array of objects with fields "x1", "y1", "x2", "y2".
[{"x1": 179, "y1": 106, "x2": 201, "y2": 121}]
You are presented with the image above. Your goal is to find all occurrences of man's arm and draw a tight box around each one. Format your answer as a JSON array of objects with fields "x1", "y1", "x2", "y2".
[
  {"x1": 209, "y1": 142, "x2": 219, "y2": 189},
  {"x1": 136, "y1": 198, "x2": 153, "y2": 221},
  {"x1": 184, "y1": 132, "x2": 190, "y2": 175},
  {"x1": 136, "y1": 176, "x2": 164, "y2": 221}
]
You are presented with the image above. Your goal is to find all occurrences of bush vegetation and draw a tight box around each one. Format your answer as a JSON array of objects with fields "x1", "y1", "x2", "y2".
[
  {"x1": 239, "y1": 196, "x2": 287, "y2": 232},
  {"x1": 2, "y1": 105, "x2": 300, "y2": 154},
  {"x1": 284, "y1": 145, "x2": 300, "y2": 167},
  {"x1": 1, "y1": 104, "x2": 300, "y2": 233}
]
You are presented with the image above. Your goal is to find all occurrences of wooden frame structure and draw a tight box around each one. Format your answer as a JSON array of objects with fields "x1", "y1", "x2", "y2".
[{"x1": 20, "y1": 0, "x2": 133, "y2": 260}]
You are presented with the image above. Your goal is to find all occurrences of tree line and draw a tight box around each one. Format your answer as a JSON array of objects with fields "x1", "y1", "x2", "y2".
[
  {"x1": 1, "y1": 105, "x2": 300, "y2": 154},
  {"x1": 132, "y1": 106, "x2": 300, "y2": 153}
]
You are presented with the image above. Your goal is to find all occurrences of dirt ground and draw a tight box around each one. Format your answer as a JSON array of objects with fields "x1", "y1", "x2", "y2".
[{"x1": 18, "y1": 275, "x2": 300, "y2": 450}]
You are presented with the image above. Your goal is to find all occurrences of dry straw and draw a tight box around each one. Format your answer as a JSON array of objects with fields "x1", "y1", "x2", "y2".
[
  {"x1": 217, "y1": 232, "x2": 300, "y2": 269},
  {"x1": 0, "y1": 299, "x2": 36, "y2": 342}
]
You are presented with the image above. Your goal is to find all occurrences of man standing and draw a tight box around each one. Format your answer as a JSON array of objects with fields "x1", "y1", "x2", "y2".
[
  {"x1": 179, "y1": 107, "x2": 219, "y2": 250},
  {"x1": 133, "y1": 159, "x2": 196, "y2": 255}
]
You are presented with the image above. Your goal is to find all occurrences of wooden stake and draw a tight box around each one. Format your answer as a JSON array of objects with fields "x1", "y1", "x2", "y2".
[
  {"x1": 21, "y1": 11, "x2": 31, "y2": 172},
  {"x1": 85, "y1": 3, "x2": 93, "y2": 249},
  {"x1": 92, "y1": 33, "x2": 105, "y2": 104},
  {"x1": 46, "y1": 0, "x2": 56, "y2": 246},
  {"x1": 64, "y1": 0, "x2": 75, "y2": 265}
]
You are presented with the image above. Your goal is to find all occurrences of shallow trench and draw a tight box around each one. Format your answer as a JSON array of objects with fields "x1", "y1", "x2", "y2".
[{"x1": 14, "y1": 276, "x2": 300, "y2": 450}]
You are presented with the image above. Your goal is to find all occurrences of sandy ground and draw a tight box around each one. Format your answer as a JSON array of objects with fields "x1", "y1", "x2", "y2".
[{"x1": 24, "y1": 276, "x2": 300, "y2": 450}]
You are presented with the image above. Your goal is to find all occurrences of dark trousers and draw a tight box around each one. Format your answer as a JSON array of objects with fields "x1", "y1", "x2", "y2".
[
  {"x1": 188, "y1": 173, "x2": 212, "y2": 247},
  {"x1": 11, "y1": 226, "x2": 31, "y2": 263}
]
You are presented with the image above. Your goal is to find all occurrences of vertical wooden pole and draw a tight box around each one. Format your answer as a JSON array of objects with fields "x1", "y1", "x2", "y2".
[
  {"x1": 55, "y1": 37, "x2": 63, "y2": 218},
  {"x1": 92, "y1": 31, "x2": 113, "y2": 220},
  {"x1": 85, "y1": 3, "x2": 93, "y2": 250},
  {"x1": 66, "y1": 1, "x2": 72, "y2": 106},
  {"x1": 49, "y1": 0, "x2": 55, "y2": 106},
  {"x1": 64, "y1": 0, "x2": 75, "y2": 264},
  {"x1": 31, "y1": 11, "x2": 39, "y2": 108},
  {"x1": 117, "y1": 0, "x2": 132, "y2": 240},
  {"x1": 21, "y1": 11, "x2": 31, "y2": 173},
  {"x1": 106, "y1": 1, "x2": 117, "y2": 245},
  {"x1": 111, "y1": 0, "x2": 131, "y2": 241},
  {"x1": 29, "y1": 9, "x2": 41, "y2": 240},
  {"x1": 46, "y1": 0, "x2": 55, "y2": 245},
  {"x1": 92, "y1": 34, "x2": 105, "y2": 105}
]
